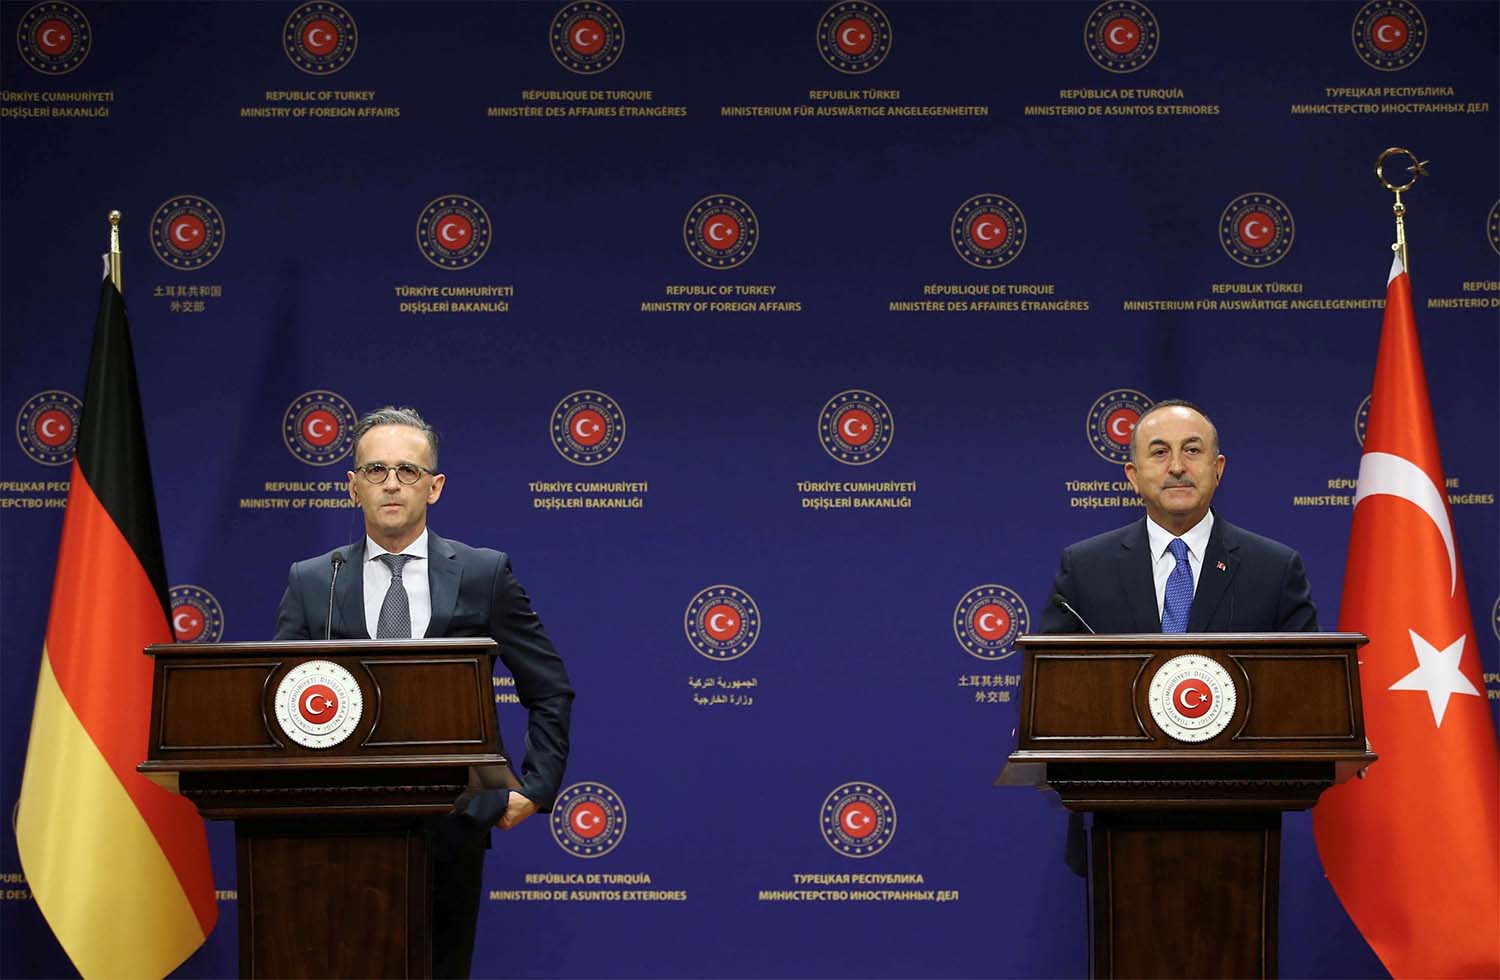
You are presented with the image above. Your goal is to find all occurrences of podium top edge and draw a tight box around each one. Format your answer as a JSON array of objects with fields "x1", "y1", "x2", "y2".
[
  {"x1": 1015, "y1": 632, "x2": 1368, "y2": 648},
  {"x1": 144, "y1": 637, "x2": 500, "y2": 656}
]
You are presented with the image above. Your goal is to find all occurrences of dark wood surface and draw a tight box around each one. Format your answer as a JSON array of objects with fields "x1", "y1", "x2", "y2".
[
  {"x1": 1000, "y1": 633, "x2": 1373, "y2": 980},
  {"x1": 142, "y1": 640, "x2": 502, "y2": 979}
]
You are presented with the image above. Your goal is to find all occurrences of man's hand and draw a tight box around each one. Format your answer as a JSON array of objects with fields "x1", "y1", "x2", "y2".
[{"x1": 499, "y1": 792, "x2": 538, "y2": 830}]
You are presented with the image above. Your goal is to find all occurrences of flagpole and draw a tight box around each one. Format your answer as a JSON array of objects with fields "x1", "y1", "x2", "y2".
[
  {"x1": 1374, "y1": 146, "x2": 1428, "y2": 272},
  {"x1": 107, "y1": 209, "x2": 122, "y2": 291}
]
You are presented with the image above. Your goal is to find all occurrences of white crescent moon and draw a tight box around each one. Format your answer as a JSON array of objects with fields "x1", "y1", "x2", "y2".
[
  {"x1": 40, "y1": 417, "x2": 62, "y2": 438},
  {"x1": 573, "y1": 26, "x2": 594, "y2": 47},
  {"x1": 41, "y1": 27, "x2": 61, "y2": 47},
  {"x1": 1353, "y1": 451, "x2": 1457, "y2": 596},
  {"x1": 978, "y1": 611, "x2": 1000, "y2": 633},
  {"x1": 975, "y1": 219, "x2": 1000, "y2": 243},
  {"x1": 173, "y1": 222, "x2": 197, "y2": 244},
  {"x1": 439, "y1": 220, "x2": 463, "y2": 244},
  {"x1": 707, "y1": 219, "x2": 730, "y2": 243},
  {"x1": 841, "y1": 25, "x2": 863, "y2": 46},
  {"x1": 303, "y1": 693, "x2": 331, "y2": 715},
  {"x1": 575, "y1": 810, "x2": 600, "y2": 831},
  {"x1": 1176, "y1": 685, "x2": 1205, "y2": 711},
  {"x1": 842, "y1": 808, "x2": 870, "y2": 832},
  {"x1": 1244, "y1": 219, "x2": 1268, "y2": 242},
  {"x1": 1110, "y1": 416, "x2": 1132, "y2": 438},
  {"x1": 307, "y1": 417, "x2": 330, "y2": 438},
  {"x1": 841, "y1": 417, "x2": 866, "y2": 438},
  {"x1": 309, "y1": 26, "x2": 330, "y2": 47},
  {"x1": 1109, "y1": 25, "x2": 1131, "y2": 46},
  {"x1": 1376, "y1": 23, "x2": 1399, "y2": 44},
  {"x1": 174, "y1": 612, "x2": 195, "y2": 633},
  {"x1": 573, "y1": 417, "x2": 598, "y2": 438},
  {"x1": 709, "y1": 612, "x2": 733, "y2": 633}
]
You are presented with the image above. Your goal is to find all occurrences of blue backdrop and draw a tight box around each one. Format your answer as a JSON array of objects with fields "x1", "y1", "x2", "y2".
[{"x1": 3, "y1": 2, "x2": 1497, "y2": 977}]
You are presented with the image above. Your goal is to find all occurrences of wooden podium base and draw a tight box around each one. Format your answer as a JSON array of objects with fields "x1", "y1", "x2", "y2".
[{"x1": 1090, "y1": 810, "x2": 1279, "y2": 979}]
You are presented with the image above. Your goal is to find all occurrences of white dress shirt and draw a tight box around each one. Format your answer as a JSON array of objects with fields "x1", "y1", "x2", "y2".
[
  {"x1": 362, "y1": 529, "x2": 431, "y2": 638},
  {"x1": 1145, "y1": 511, "x2": 1214, "y2": 620}
]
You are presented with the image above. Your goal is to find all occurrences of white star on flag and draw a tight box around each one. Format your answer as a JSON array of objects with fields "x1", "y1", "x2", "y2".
[{"x1": 1387, "y1": 629, "x2": 1481, "y2": 727}]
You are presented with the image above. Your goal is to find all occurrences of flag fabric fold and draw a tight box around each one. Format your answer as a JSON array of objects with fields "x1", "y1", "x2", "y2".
[
  {"x1": 15, "y1": 277, "x2": 216, "y2": 979},
  {"x1": 1313, "y1": 253, "x2": 1500, "y2": 979}
]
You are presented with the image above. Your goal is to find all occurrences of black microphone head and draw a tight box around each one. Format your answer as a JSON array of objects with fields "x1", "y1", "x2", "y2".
[
  {"x1": 330, "y1": 551, "x2": 345, "y2": 569},
  {"x1": 1049, "y1": 593, "x2": 1068, "y2": 609}
]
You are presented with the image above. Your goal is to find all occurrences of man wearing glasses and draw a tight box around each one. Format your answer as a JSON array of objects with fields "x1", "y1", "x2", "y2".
[{"x1": 274, "y1": 405, "x2": 573, "y2": 979}]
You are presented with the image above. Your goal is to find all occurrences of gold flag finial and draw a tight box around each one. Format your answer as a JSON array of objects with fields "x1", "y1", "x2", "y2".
[
  {"x1": 1375, "y1": 147, "x2": 1427, "y2": 271},
  {"x1": 107, "y1": 210, "x2": 122, "y2": 291}
]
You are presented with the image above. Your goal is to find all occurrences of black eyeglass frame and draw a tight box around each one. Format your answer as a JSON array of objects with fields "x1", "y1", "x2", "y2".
[{"x1": 353, "y1": 462, "x2": 436, "y2": 485}]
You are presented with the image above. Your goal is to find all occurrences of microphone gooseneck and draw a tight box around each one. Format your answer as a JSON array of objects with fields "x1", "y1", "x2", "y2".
[
  {"x1": 326, "y1": 551, "x2": 345, "y2": 641},
  {"x1": 1050, "y1": 593, "x2": 1096, "y2": 634}
]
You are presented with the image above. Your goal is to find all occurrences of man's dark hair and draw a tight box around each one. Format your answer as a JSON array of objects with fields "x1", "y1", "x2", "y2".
[
  {"x1": 353, "y1": 406, "x2": 440, "y2": 469},
  {"x1": 1130, "y1": 398, "x2": 1220, "y2": 462}
]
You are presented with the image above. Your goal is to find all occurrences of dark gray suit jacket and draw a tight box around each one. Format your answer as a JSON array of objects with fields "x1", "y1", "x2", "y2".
[
  {"x1": 1037, "y1": 513, "x2": 1319, "y2": 634},
  {"x1": 273, "y1": 530, "x2": 574, "y2": 811}
]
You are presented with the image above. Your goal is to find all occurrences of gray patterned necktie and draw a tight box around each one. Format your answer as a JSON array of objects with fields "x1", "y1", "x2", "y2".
[{"x1": 375, "y1": 553, "x2": 416, "y2": 638}]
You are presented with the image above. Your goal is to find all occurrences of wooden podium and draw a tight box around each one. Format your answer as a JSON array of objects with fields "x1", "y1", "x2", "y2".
[
  {"x1": 140, "y1": 638, "x2": 516, "y2": 979},
  {"x1": 999, "y1": 633, "x2": 1374, "y2": 979}
]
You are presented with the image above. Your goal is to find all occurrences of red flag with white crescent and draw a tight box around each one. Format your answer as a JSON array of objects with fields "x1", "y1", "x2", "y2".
[{"x1": 1313, "y1": 253, "x2": 1500, "y2": 978}]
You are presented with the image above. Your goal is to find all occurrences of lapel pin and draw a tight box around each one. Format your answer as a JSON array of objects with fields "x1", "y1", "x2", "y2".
[{"x1": 1216, "y1": 561, "x2": 1227, "y2": 571}]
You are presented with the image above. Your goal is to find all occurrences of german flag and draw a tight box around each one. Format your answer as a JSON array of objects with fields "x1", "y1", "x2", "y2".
[{"x1": 16, "y1": 276, "x2": 216, "y2": 978}]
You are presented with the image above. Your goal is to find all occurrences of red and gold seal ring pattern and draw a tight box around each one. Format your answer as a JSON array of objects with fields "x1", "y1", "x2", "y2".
[
  {"x1": 816, "y1": 2, "x2": 893, "y2": 75},
  {"x1": 683, "y1": 194, "x2": 760, "y2": 270},
  {"x1": 1219, "y1": 193, "x2": 1294, "y2": 268},
  {"x1": 169, "y1": 585, "x2": 225, "y2": 643},
  {"x1": 15, "y1": 390, "x2": 82, "y2": 466},
  {"x1": 1086, "y1": 388, "x2": 1152, "y2": 464},
  {"x1": 274, "y1": 660, "x2": 363, "y2": 748},
  {"x1": 1147, "y1": 655, "x2": 1237, "y2": 742},
  {"x1": 282, "y1": 390, "x2": 357, "y2": 465},
  {"x1": 1084, "y1": 1, "x2": 1160, "y2": 74},
  {"x1": 951, "y1": 195, "x2": 1027, "y2": 270},
  {"x1": 150, "y1": 196, "x2": 227, "y2": 271},
  {"x1": 684, "y1": 585, "x2": 761, "y2": 661},
  {"x1": 820, "y1": 782, "x2": 897, "y2": 857},
  {"x1": 550, "y1": 390, "x2": 626, "y2": 466},
  {"x1": 549, "y1": 2, "x2": 624, "y2": 74},
  {"x1": 16, "y1": 1, "x2": 90, "y2": 74},
  {"x1": 417, "y1": 195, "x2": 493, "y2": 271},
  {"x1": 1351, "y1": 0, "x2": 1426, "y2": 72},
  {"x1": 818, "y1": 389, "x2": 894, "y2": 465},
  {"x1": 283, "y1": 1, "x2": 358, "y2": 74},
  {"x1": 953, "y1": 585, "x2": 1030, "y2": 661},
  {"x1": 551, "y1": 782, "x2": 628, "y2": 857}
]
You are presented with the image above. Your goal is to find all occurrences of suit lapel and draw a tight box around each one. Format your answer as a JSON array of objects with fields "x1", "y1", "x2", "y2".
[
  {"x1": 337, "y1": 539, "x2": 369, "y2": 639},
  {"x1": 425, "y1": 531, "x2": 461, "y2": 638},
  {"x1": 1115, "y1": 520, "x2": 1160, "y2": 632},
  {"x1": 1187, "y1": 515, "x2": 1239, "y2": 632}
]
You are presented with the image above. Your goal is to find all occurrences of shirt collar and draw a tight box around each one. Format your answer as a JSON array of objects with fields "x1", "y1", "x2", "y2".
[
  {"x1": 1145, "y1": 510, "x2": 1214, "y2": 560},
  {"x1": 365, "y1": 528, "x2": 429, "y2": 561}
]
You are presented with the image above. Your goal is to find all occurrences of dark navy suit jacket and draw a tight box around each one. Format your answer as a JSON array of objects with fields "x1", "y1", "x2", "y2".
[
  {"x1": 273, "y1": 530, "x2": 574, "y2": 811},
  {"x1": 1037, "y1": 513, "x2": 1319, "y2": 634}
]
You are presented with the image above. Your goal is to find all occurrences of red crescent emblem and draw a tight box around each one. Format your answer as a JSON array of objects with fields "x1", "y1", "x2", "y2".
[
  {"x1": 1172, "y1": 678, "x2": 1213, "y2": 719},
  {"x1": 298, "y1": 684, "x2": 339, "y2": 723},
  {"x1": 838, "y1": 801, "x2": 878, "y2": 839},
  {"x1": 570, "y1": 801, "x2": 608, "y2": 839}
]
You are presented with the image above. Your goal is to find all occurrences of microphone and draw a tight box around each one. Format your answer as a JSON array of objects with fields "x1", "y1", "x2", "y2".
[
  {"x1": 1050, "y1": 593, "x2": 1096, "y2": 634},
  {"x1": 326, "y1": 551, "x2": 345, "y2": 641}
]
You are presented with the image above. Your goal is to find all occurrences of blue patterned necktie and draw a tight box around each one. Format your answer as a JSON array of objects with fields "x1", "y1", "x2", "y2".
[
  {"x1": 375, "y1": 553, "x2": 415, "y2": 638},
  {"x1": 1160, "y1": 538, "x2": 1193, "y2": 633}
]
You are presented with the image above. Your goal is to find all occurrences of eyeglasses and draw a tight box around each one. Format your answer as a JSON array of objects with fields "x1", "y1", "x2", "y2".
[{"x1": 354, "y1": 462, "x2": 434, "y2": 485}]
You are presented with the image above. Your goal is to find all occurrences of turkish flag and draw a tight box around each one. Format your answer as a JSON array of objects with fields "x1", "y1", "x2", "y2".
[{"x1": 1313, "y1": 254, "x2": 1500, "y2": 978}]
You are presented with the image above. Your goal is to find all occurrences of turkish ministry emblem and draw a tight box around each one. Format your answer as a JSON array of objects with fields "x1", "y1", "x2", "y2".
[
  {"x1": 1147, "y1": 655, "x2": 1237, "y2": 742},
  {"x1": 1351, "y1": 0, "x2": 1426, "y2": 72},
  {"x1": 417, "y1": 195, "x2": 493, "y2": 270},
  {"x1": 953, "y1": 585, "x2": 1030, "y2": 661},
  {"x1": 1355, "y1": 394, "x2": 1371, "y2": 447},
  {"x1": 817, "y1": 2, "x2": 893, "y2": 75},
  {"x1": 150, "y1": 196, "x2": 227, "y2": 271},
  {"x1": 1487, "y1": 200, "x2": 1499, "y2": 256},
  {"x1": 684, "y1": 585, "x2": 761, "y2": 661},
  {"x1": 273, "y1": 660, "x2": 364, "y2": 748},
  {"x1": 169, "y1": 584, "x2": 226, "y2": 643},
  {"x1": 818, "y1": 389, "x2": 893, "y2": 465},
  {"x1": 820, "y1": 782, "x2": 897, "y2": 857},
  {"x1": 550, "y1": 390, "x2": 625, "y2": 466},
  {"x1": 283, "y1": 1, "x2": 358, "y2": 74},
  {"x1": 282, "y1": 389, "x2": 357, "y2": 465},
  {"x1": 15, "y1": 1, "x2": 90, "y2": 74},
  {"x1": 951, "y1": 194, "x2": 1027, "y2": 270},
  {"x1": 1219, "y1": 192, "x2": 1294, "y2": 268},
  {"x1": 1086, "y1": 388, "x2": 1152, "y2": 464},
  {"x1": 549, "y1": 1, "x2": 624, "y2": 74},
  {"x1": 1084, "y1": 1, "x2": 1160, "y2": 74},
  {"x1": 15, "y1": 390, "x2": 82, "y2": 466},
  {"x1": 551, "y1": 782, "x2": 628, "y2": 857},
  {"x1": 683, "y1": 194, "x2": 760, "y2": 270}
]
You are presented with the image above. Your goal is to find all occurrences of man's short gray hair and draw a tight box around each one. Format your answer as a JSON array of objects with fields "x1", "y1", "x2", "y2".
[{"x1": 353, "y1": 406, "x2": 440, "y2": 469}]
